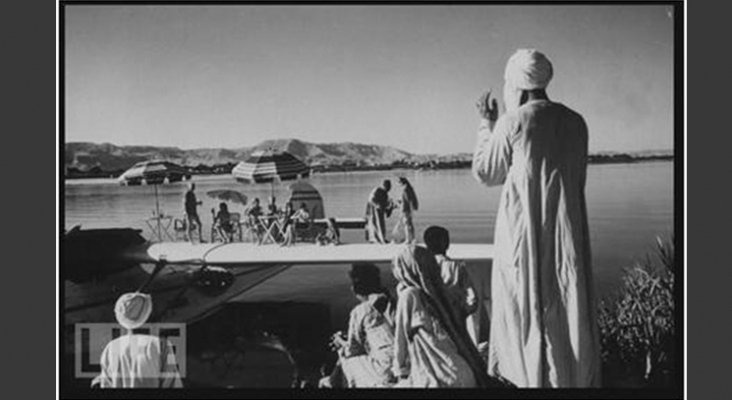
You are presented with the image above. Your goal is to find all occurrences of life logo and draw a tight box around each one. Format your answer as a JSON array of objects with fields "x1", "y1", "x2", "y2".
[{"x1": 75, "y1": 323, "x2": 186, "y2": 379}]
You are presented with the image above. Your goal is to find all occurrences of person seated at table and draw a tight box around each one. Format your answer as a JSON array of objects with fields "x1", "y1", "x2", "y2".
[
  {"x1": 266, "y1": 196, "x2": 280, "y2": 217},
  {"x1": 293, "y1": 203, "x2": 312, "y2": 228},
  {"x1": 212, "y1": 202, "x2": 235, "y2": 243},
  {"x1": 423, "y1": 225, "x2": 479, "y2": 346},
  {"x1": 246, "y1": 197, "x2": 263, "y2": 218},
  {"x1": 316, "y1": 217, "x2": 341, "y2": 246},
  {"x1": 244, "y1": 198, "x2": 264, "y2": 243},
  {"x1": 280, "y1": 203, "x2": 312, "y2": 246}
]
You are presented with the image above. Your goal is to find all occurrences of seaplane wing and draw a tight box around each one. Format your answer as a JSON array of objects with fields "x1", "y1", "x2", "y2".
[
  {"x1": 144, "y1": 242, "x2": 495, "y2": 266},
  {"x1": 63, "y1": 228, "x2": 493, "y2": 329},
  {"x1": 65, "y1": 263, "x2": 293, "y2": 326}
]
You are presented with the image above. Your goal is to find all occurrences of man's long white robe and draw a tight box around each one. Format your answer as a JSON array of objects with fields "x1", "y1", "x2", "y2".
[{"x1": 472, "y1": 99, "x2": 601, "y2": 388}]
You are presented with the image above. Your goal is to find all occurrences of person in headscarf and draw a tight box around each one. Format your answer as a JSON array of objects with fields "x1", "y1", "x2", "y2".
[
  {"x1": 391, "y1": 245, "x2": 501, "y2": 388},
  {"x1": 321, "y1": 263, "x2": 396, "y2": 388},
  {"x1": 391, "y1": 177, "x2": 419, "y2": 244},
  {"x1": 472, "y1": 49, "x2": 601, "y2": 387},
  {"x1": 365, "y1": 180, "x2": 396, "y2": 244},
  {"x1": 92, "y1": 293, "x2": 183, "y2": 388}
]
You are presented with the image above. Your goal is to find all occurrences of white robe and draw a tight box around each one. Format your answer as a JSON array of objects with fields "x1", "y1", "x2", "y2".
[
  {"x1": 92, "y1": 334, "x2": 183, "y2": 388},
  {"x1": 472, "y1": 99, "x2": 601, "y2": 388}
]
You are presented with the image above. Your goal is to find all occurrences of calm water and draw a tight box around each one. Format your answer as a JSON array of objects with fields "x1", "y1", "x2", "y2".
[{"x1": 64, "y1": 162, "x2": 674, "y2": 327}]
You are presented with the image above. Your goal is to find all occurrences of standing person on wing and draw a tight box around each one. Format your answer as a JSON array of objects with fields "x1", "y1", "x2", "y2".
[
  {"x1": 472, "y1": 49, "x2": 601, "y2": 388},
  {"x1": 184, "y1": 183, "x2": 203, "y2": 242},
  {"x1": 391, "y1": 177, "x2": 419, "y2": 244},
  {"x1": 365, "y1": 179, "x2": 395, "y2": 244}
]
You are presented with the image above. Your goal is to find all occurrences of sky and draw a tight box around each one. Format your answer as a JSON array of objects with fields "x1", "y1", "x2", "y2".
[{"x1": 64, "y1": 5, "x2": 676, "y2": 155}]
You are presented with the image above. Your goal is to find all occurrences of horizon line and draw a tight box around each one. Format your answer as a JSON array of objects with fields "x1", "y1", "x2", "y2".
[{"x1": 63, "y1": 138, "x2": 675, "y2": 157}]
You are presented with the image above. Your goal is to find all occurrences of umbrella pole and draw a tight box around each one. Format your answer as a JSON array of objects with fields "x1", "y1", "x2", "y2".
[
  {"x1": 154, "y1": 184, "x2": 161, "y2": 240},
  {"x1": 154, "y1": 184, "x2": 161, "y2": 217}
]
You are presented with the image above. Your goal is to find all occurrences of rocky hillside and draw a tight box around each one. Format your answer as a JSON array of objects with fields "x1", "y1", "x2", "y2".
[{"x1": 65, "y1": 139, "x2": 416, "y2": 173}]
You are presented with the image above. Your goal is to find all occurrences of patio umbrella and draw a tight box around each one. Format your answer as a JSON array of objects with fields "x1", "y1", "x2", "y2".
[
  {"x1": 118, "y1": 160, "x2": 190, "y2": 240},
  {"x1": 206, "y1": 189, "x2": 248, "y2": 206},
  {"x1": 118, "y1": 160, "x2": 189, "y2": 187},
  {"x1": 232, "y1": 150, "x2": 310, "y2": 198},
  {"x1": 287, "y1": 181, "x2": 325, "y2": 219}
]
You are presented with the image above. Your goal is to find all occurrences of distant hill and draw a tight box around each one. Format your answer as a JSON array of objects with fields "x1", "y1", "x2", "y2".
[
  {"x1": 64, "y1": 139, "x2": 673, "y2": 178},
  {"x1": 65, "y1": 139, "x2": 416, "y2": 176}
]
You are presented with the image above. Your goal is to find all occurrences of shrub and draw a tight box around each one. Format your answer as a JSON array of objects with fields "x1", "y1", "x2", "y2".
[{"x1": 598, "y1": 235, "x2": 676, "y2": 388}]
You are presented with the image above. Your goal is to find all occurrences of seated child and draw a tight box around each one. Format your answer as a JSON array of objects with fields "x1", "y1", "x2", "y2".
[{"x1": 423, "y1": 225, "x2": 480, "y2": 346}]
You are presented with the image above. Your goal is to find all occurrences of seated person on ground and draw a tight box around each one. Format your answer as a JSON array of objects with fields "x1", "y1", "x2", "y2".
[
  {"x1": 391, "y1": 245, "x2": 489, "y2": 388},
  {"x1": 316, "y1": 217, "x2": 341, "y2": 246},
  {"x1": 320, "y1": 263, "x2": 396, "y2": 388}
]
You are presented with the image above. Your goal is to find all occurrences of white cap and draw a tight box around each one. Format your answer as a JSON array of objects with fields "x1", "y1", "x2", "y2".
[{"x1": 114, "y1": 292, "x2": 153, "y2": 330}]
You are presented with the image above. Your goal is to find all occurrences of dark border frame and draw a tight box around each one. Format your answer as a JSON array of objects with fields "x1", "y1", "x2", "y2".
[{"x1": 58, "y1": 2, "x2": 685, "y2": 399}]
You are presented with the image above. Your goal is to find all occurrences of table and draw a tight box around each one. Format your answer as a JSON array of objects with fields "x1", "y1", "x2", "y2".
[
  {"x1": 312, "y1": 218, "x2": 366, "y2": 230},
  {"x1": 257, "y1": 215, "x2": 284, "y2": 245},
  {"x1": 146, "y1": 215, "x2": 174, "y2": 242}
]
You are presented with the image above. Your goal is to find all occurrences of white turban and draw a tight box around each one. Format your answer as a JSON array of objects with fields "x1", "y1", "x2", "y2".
[
  {"x1": 114, "y1": 292, "x2": 153, "y2": 330},
  {"x1": 504, "y1": 49, "x2": 553, "y2": 90}
]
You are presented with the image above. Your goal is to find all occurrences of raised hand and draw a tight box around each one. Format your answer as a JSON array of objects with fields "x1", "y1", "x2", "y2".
[
  {"x1": 329, "y1": 331, "x2": 347, "y2": 353},
  {"x1": 476, "y1": 89, "x2": 499, "y2": 122}
]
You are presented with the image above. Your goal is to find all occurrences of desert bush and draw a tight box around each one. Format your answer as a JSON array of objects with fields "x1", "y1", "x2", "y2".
[{"x1": 598, "y1": 235, "x2": 676, "y2": 388}]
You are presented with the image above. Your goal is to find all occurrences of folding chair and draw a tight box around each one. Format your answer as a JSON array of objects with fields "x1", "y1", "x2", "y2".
[
  {"x1": 211, "y1": 212, "x2": 242, "y2": 243},
  {"x1": 230, "y1": 213, "x2": 242, "y2": 242},
  {"x1": 173, "y1": 217, "x2": 188, "y2": 241},
  {"x1": 240, "y1": 214, "x2": 264, "y2": 243},
  {"x1": 294, "y1": 220, "x2": 320, "y2": 243}
]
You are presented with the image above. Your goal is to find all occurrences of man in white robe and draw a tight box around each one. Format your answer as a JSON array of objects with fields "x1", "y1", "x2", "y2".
[
  {"x1": 365, "y1": 180, "x2": 395, "y2": 244},
  {"x1": 92, "y1": 292, "x2": 183, "y2": 388},
  {"x1": 471, "y1": 49, "x2": 601, "y2": 388}
]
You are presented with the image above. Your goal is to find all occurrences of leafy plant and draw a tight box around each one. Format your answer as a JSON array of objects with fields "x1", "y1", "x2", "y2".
[{"x1": 598, "y1": 235, "x2": 676, "y2": 388}]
